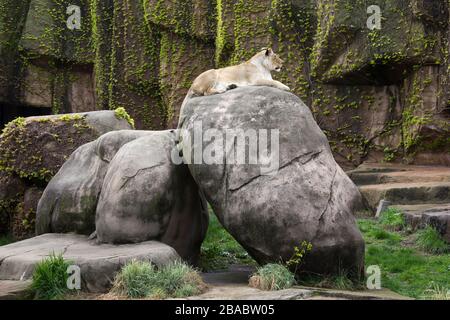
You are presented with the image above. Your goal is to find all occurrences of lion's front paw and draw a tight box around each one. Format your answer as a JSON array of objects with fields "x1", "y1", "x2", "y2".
[{"x1": 282, "y1": 85, "x2": 291, "y2": 91}]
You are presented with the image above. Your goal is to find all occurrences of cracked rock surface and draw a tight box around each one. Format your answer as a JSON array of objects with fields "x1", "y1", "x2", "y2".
[
  {"x1": 36, "y1": 130, "x2": 208, "y2": 265},
  {"x1": 0, "y1": 234, "x2": 179, "y2": 292},
  {"x1": 179, "y1": 86, "x2": 366, "y2": 276}
]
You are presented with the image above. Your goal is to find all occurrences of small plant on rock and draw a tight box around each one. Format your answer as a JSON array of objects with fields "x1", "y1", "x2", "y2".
[
  {"x1": 249, "y1": 264, "x2": 295, "y2": 291},
  {"x1": 114, "y1": 107, "x2": 135, "y2": 128},
  {"x1": 416, "y1": 226, "x2": 449, "y2": 255},
  {"x1": 29, "y1": 253, "x2": 71, "y2": 300},
  {"x1": 286, "y1": 241, "x2": 313, "y2": 273},
  {"x1": 111, "y1": 260, "x2": 206, "y2": 299}
]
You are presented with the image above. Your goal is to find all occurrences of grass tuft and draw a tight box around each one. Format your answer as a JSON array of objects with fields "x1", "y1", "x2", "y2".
[
  {"x1": 111, "y1": 260, "x2": 206, "y2": 299},
  {"x1": 416, "y1": 226, "x2": 449, "y2": 255},
  {"x1": 114, "y1": 107, "x2": 135, "y2": 128},
  {"x1": 422, "y1": 282, "x2": 450, "y2": 300},
  {"x1": 298, "y1": 270, "x2": 363, "y2": 291},
  {"x1": 379, "y1": 208, "x2": 405, "y2": 230},
  {"x1": 249, "y1": 264, "x2": 295, "y2": 291},
  {"x1": 29, "y1": 253, "x2": 71, "y2": 300},
  {"x1": 111, "y1": 260, "x2": 156, "y2": 298}
]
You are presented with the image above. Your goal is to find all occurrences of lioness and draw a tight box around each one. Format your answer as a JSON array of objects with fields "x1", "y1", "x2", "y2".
[{"x1": 185, "y1": 48, "x2": 290, "y2": 100}]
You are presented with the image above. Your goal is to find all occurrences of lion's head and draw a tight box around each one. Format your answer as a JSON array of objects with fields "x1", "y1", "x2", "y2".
[{"x1": 261, "y1": 48, "x2": 284, "y2": 72}]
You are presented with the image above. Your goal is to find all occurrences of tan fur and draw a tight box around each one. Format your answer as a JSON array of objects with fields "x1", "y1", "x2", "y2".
[{"x1": 188, "y1": 48, "x2": 290, "y2": 97}]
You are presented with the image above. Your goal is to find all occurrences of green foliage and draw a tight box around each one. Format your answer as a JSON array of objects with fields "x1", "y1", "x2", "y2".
[
  {"x1": 0, "y1": 235, "x2": 14, "y2": 246},
  {"x1": 359, "y1": 218, "x2": 450, "y2": 299},
  {"x1": 0, "y1": 115, "x2": 96, "y2": 183},
  {"x1": 111, "y1": 260, "x2": 205, "y2": 299},
  {"x1": 57, "y1": 114, "x2": 84, "y2": 122},
  {"x1": 286, "y1": 241, "x2": 313, "y2": 273},
  {"x1": 422, "y1": 282, "x2": 450, "y2": 300},
  {"x1": 156, "y1": 261, "x2": 205, "y2": 298},
  {"x1": 29, "y1": 253, "x2": 71, "y2": 300},
  {"x1": 249, "y1": 264, "x2": 295, "y2": 291},
  {"x1": 358, "y1": 219, "x2": 402, "y2": 246},
  {"x1": 298, "y1": 268, "x2": 363, "y2": 291},
  {"x1": 383, "y1": 147, "x2": 396, "y2": 162},
  {"x1": 379, "y1": 208, "x2": 405, "y2": 230},
  {"x1": 416, "y1": 226, "x2": 449, "y2": 255},
  {"x1": 111, "y1": 260, "x2": 156, "y2": 298},
  {"x1": 114, "y1": 107, "x2": 135, "y2": 128},
  {"x1": 200, "y1": 211, "x2": 256, "y2": 271},
  {"x1": 331, "y1": 273, "x2": 360, "y2": 291}
]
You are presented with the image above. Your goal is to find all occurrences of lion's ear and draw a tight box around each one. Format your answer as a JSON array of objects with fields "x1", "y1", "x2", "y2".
[{"x1": 265, "y1": 48, "x2": 272, "y2": 56}]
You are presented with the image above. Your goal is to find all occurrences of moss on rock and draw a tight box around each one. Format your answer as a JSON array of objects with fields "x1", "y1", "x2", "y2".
[{"x1": 0, "y1": 115, "x2": 98, "y2": 183}]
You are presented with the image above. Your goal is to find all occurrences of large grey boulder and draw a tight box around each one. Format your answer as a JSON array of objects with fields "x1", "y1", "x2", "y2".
[
  {"x1": 36, "y1": 130, "x2": 152, "y2": 235},
  {"x1": 37, "y1": 130, "x2": 208, "y2": 265},
  {"x1": 0, "y1": 234, "x2": 179, "y2": 293},
  {"x1": 178, "y1": 86, "x2": 366, "y2": 276},
  {"x1": 96, "y1": 131, "x2": 209, "y2": 265}
]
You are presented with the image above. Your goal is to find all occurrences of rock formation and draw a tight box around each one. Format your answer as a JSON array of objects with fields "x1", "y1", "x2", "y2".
[
  {"x1": 0, "y1": 233, "x2": 180, "y2": 292},
  {"x1": 178, "y1": 86, "x2": 366, "y2": 276},
  {"x1": 1, "y1": 0, "x2": 448, "y2": 167},
  {"x1": 36, "y1": 130, "x2": 209, "y2": 265},
  {"x1": 0, "y1": 110, "x2": 133, "y2": 240}
]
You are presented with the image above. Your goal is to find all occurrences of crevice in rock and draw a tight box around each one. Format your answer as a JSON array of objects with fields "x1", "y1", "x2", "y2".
[
  {"x1": 119, "y1": 165, "x2": 162, "y2": 190},
  {"x1": 47, "y1": 196, "x2": 59, "y2": 234},
  {"x1": 229, "y1": 150, "x2": 323, "y2": 192},
  {"x1": 61, "y1": 242, "x2": 76, "y2": 256},
  {"x1": 318, "y1": 168, "x2": 338, "y2": 223},
  {"x1": 0, "y1": 248, "x2": 38, "y2": 267}
]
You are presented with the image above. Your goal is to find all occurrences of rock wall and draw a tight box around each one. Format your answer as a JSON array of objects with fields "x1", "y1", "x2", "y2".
[
  {"x1": 0, "y1": 111, "x2": 133, "y2": 240},
  {"x1": 0, "y1": 0, "x2": 95, "y2": 117},
  {"x1": 0, "y1": 0, "x2": 448, "y2": 167}
]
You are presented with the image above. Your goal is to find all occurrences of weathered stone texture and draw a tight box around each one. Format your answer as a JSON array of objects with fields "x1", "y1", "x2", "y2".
[{"x1": 0, "y1": 0, "x2": 448, "y2": 165}]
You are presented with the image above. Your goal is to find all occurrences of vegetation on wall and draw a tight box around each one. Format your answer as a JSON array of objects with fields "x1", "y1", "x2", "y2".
[
  {"x1": 1, "y1": 0, "x2": 449, "y2": 163},
  {"x1": 0, "y1": 114, "x2": 98, "y2": 239},
  {"x1": 0, "y1": 115, "x2": 96, "y2": 183}
]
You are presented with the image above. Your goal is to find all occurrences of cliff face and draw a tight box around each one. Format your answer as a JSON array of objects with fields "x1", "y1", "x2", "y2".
[{"x1": 0, "y1": 0, "x2": 449, "y2": 167}]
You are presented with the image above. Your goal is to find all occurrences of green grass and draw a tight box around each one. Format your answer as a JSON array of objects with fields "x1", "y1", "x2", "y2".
[
  {"x1": 111, "y1": 260, "x2": 205, "y2": 299},
  {"x1": 0, "y1": 235, "x2": 14, "y2": 246},
  {"x1": 379, "y1": 208, "x2": 405, "y2": 230},
  {"x1": 297, "y1": 270, "x2": 364, "y2": 291},
  {"x1": 249, "y1": 264, "x2": 295, "y2": 291},
  {"x1": 200, "y1": 208, "x2": 449, "y2": 299},
  {"x1": 416, "y1": 226, "x2": 449, "y2": 255},
  {"x1": 422, "y1": 282, "x2": 450, "y2": 300},
  {"x1": 358, "y1": 219, "x2": 402, "y2": 245},
  {"x1": 29, "y1": 253, "x2": 71, "y2": 300},
  {"x1": 358, "y1": 218, "x2": 450, "y2": 299},
  {"x1": 111, "y1": 260, "x2": 155, "y2": 298},
  {"x1": 199, "y1": 212, "x2": 256, "y2": 271}
]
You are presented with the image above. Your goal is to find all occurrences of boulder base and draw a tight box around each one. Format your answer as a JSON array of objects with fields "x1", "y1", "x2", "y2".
[{"x1": 0, "y1": 234, "x2": 180, "y2": 293}]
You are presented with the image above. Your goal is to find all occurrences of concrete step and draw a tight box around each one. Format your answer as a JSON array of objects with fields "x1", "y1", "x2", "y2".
[
  {"x1": 348, "y1": 164, "x2": 450, "y2": 186},
  {"x1": 360, "y1": 182, "x2": 450, "y2": 211},
  {"x1": 392, "y1": 204, "x2": 450, "y2": 242},
  {"x1": 0, "y1": 233, "x2": 179, "y2": 293},
  {"x1": 298, "y1": 286, "x2": 413, "y2": 300}
]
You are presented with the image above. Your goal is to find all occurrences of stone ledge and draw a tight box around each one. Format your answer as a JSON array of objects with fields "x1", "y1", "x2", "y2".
[{"x1": 0, "y1": 234, "x2": 180, "y2": 293}]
